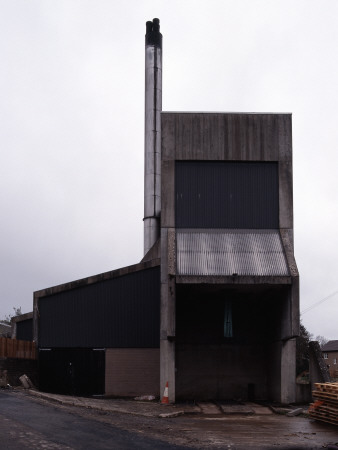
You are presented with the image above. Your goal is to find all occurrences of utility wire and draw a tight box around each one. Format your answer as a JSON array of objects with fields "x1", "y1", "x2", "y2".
[{"x1": 301, "y1": 289, "x2": 338, "y2": 315}]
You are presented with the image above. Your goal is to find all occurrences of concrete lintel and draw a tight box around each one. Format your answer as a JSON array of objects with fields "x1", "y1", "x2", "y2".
[
  {"x1": 175, "y1": 275, "x2": 292, "y2": 285},
  {"x1": 11, "y1": 312, "x2": 33, "y2": 323},
  {"x1": 161, "y1": 112, "x2": 291, "y2": 162}
]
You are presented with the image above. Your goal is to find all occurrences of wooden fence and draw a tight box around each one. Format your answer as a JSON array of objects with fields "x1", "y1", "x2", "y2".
[{"x1": 0, "y1": 337, "x2": 37, "y2": 360}]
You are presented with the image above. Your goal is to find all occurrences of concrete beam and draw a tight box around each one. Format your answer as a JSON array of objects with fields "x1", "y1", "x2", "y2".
[{"x1": 175, "y1": 275, "x2": 292, "y2": 285}]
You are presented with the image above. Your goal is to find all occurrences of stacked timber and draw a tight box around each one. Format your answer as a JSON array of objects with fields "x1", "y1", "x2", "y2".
[{"x1": 309, "y1": 382, "x2": 338, "y2": 426}]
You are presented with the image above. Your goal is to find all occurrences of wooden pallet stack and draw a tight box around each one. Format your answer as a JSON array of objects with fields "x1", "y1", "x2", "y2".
[{"x1": 309, "y1": 382, "x2": 338, "y2": 426}]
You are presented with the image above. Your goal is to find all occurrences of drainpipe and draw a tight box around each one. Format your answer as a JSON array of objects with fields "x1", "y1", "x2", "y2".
[{"x1": 144, "y1": 18, "x2": 162, "y2": 255}]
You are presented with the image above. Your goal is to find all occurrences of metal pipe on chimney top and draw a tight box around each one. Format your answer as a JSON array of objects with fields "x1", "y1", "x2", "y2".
[{"x1": 144, "y1": 19, "x2": 162, "y2": 256}]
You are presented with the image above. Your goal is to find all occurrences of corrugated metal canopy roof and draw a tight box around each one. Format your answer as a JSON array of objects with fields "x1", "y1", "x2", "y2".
[{"x1": 177, "y1": 229, "x2": 289, "y2": 277}]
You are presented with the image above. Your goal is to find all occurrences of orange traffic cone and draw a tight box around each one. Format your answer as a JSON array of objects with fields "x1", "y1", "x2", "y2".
[{"x1": 161, "y1": 381, "x2": 169, "y2": 404}]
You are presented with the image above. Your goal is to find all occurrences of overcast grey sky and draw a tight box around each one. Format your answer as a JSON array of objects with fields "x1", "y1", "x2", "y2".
[{"x1": 1, "y1": 0, "x2": 337, "y2": 339}]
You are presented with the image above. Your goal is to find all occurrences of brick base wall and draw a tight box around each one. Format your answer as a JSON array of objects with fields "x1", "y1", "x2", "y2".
[{"x1": 105, "y1": 348, "x2": 159, "y2": 397}]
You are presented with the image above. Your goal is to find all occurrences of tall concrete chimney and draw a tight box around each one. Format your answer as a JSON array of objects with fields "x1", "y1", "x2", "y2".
[{"x1": 144, "y1": 18, "x2": 162, "y2": 255}]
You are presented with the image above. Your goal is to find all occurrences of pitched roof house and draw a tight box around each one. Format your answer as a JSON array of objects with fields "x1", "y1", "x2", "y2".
[{"x1": 322, "y1": 340, "x2": 338, "y2": 378}]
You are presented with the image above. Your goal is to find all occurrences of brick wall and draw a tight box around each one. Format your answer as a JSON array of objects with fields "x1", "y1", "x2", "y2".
[
  {"x1": 323, "y1": 351, "x2": 338, "y2": 378},
  {"x1": 105, "y1": 348, "x2": 160, "y2": 397}
]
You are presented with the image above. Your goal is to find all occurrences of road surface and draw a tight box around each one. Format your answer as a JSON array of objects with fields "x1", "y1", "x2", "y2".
[{"x1": 0, "y1": 390, "x2": 188, "y2": 449}]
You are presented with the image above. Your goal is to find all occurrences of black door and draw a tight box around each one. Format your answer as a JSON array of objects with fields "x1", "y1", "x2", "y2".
[{"x1": 38, "y1": 348, "x2": 105, "y2": 396}]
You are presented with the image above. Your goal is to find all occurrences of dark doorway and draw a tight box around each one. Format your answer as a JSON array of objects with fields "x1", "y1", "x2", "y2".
[
  {"x1": 38, "y1": 348, "x2": 105, "y2": 396},
  {"x1": 175, "y1": 284, "x2": 287, "y2": 401}
]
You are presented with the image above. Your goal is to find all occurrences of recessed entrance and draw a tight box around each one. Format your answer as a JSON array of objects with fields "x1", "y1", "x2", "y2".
[{"x1": 175, "y1": 284, "x2": 288, "y2": 401}]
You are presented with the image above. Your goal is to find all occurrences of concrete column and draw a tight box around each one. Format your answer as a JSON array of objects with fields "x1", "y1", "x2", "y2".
[
  {"x1": 160, "y1": 227, "x2": 176, "y2": 402},
  {"x1": 280, "y1": 338, "x2": 296, "y2": 403},
  {"x1": 160, "y1": 339, "x2": 175, "y2": 402}
]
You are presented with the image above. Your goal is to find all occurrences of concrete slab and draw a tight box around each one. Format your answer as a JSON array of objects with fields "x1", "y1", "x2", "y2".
[
  {"x1": 196, "y1": 402, "x2": 222, "y2": 415},
  {"x1": 219, "y1": 403, "x2": 254, "y2": 415},
  {"x1": 246, "y1": 402, "x2": 273, "y2": 415}
]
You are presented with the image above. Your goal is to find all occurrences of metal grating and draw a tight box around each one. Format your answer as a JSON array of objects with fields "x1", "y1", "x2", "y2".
[{"x1": 177, "y1": 229, "x2": 289, "y2": 276}]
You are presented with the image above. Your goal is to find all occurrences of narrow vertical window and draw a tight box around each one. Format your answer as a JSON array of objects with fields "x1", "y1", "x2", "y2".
[{"x1": 224, "y1": 301, "x2": 233, "y2": 338}]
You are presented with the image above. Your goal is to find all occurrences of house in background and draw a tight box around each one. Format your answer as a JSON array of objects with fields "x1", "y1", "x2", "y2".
[
  {"x1": 0, "y1": 323, "x2": 11, "y2": 338},
  {"x1": 322, "y1": 340, "x2": 338, "y2": 378},
  {"x1": 33, "y1": 19, "x2": 299, "y2": 403}
]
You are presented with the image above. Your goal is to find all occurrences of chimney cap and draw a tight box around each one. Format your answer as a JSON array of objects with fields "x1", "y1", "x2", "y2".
[{"x1": 145, "y1": 18, "x2": 162, "y2": 48}]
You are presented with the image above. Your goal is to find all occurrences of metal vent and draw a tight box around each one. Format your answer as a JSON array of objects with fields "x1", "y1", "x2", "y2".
[{"x1": 177, "y1": 229, "x2": 289, "y2": 276}]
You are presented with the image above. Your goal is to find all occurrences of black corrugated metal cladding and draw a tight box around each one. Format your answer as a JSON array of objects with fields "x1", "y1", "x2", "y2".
[
  {"x1": 38, "y1": 267, "x2": 160, "y2": 348},
  {"x1": 175, "y1": 161, "x2": 279, "y2": 229},
  {"x1": 16, "y1": 319, "x2": 33, "y2": 341}
]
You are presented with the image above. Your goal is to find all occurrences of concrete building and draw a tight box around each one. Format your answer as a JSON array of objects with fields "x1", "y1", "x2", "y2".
[
  {"x1": 34, "y1": 19, "x2": 299, "y2": 403},
  {"x1": 156, "y1": 112, "x2": 299, "y2": 404}
]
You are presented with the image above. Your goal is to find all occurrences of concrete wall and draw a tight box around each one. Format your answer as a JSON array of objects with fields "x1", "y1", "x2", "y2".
[
  {"x1": 161, "y1": 113, "x2": 294, "y2": 235},
  {"x1": 161, "y1": 113, "x2": 291, "y2": 162},
  {"x1": 105, "y1": 348, "x2": 160, "y2": 397},
  {"x1": 176, "y1": 344, "x2": 268, "y2": 401},
  {"x1": 175, "y1": 284, "x2": 292, "y2": 402}
]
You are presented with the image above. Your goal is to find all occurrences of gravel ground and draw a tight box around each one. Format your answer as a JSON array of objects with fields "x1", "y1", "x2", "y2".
[{"x1": 13, "y1": 389, "x2": 338, "y2": 449}]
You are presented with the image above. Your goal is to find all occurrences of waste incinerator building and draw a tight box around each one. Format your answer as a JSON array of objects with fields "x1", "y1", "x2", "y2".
[{"x1": 34, "y1": 19, "x2": 299, "y2": 403}]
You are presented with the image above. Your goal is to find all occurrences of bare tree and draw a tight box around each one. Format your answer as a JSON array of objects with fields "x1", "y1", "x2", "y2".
[
  {"x1": 315, "y1": 335, "x2": 328, "y2": 348},
  {"x1": 296, "y1": 322, "x2": 313, "y2": 375},
  {"x1": 0, "y1": 307, "x2": 22, "y2": 325}
]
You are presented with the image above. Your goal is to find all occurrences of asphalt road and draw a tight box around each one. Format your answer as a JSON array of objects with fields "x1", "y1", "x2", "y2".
[{"x1": 0, "y1": 390, "x2": 188, "y2": 450}]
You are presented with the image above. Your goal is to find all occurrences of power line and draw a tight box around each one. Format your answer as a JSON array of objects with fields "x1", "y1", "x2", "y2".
[{"x1": 301, "y1": 289, "x2": 338, "y2": 315}]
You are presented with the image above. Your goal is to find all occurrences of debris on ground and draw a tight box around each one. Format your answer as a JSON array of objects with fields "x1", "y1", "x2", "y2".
[
  {"x1": 270, "y1": 406, "x2": 293, "y2": 415},
  {"x1": 134, "y1": 395, "x2": 156, "y2": 401},
  {"x1": 19, "y1": 374, "x2": 35, "y2": 389},
  {"x1": 0, "y1": 370, "x2": 8, "y2": 388},
  {"x1": 159, "y1": 411, "x2": 184, "y2": 418},
  {"x1": 286, "y1": 408, "x2": 304, "y2": 417}
]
